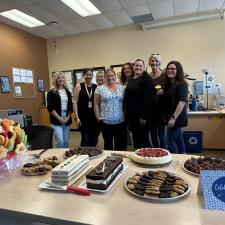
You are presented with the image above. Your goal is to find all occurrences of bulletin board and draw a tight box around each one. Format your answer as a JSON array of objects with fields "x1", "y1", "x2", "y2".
[{"x1": 12, "y1": 67, "x2": 36, "y2": 98}]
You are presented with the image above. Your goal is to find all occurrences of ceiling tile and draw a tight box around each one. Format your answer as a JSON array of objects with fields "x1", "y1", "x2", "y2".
[
  {"x1": 52, "y1": 22, "x2": 80, "y2": 36},
  {"x1": 66, "y1": 18, "x2": 97, "y2": 33},
  {"x1": 147, "y1": 0, "x2": 174, "y2": 19},
  {"x1": 20, "y1": 4, "x2": 59, "y2": 24},
  {"x1": 30, "y1": 25, "x2": 63, "y2": 38},
  {"x1": 174, "y1": 0, "x2": 199, "y2": 16},
  {"x1": 198, "y1": 0, "x2": 224, "y2": 11},
  {"x1": 90, "y1": 0, "x2": 122, "y2": 12},
  {"x1": 119, "y1": 0, "x2": 146, "y2": 8},
  {"x1": 125, "y1": 3, "x2": 151, "y2": 17},
  {"x1": 103, "y1": 9, "x2": 132, "y2": 26},
  {"x1": 36, "y1": 0, "x2": 80, "y2": 21},
  {"x1": 86, "y1": 14, "x2": 114, "y2": 29},
  {"x1": 0, "y1": 0, "x2": 32, "y2": 12}
]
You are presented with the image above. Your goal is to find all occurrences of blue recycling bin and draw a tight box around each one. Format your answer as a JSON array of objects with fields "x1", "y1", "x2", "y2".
[{"x1": 183, "y1": 131, "x2": 203, "y2": 153}]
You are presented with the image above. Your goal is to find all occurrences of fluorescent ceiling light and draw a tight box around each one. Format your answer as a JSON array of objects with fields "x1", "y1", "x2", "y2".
[
  {"x1": 60, "y1": 0, "x2": 101, "y2": 17},
  {"x1": 0, "y1": 9, "x2": 44, "y2": 28},
  {"x1": 142, "y1": 10, "x2": 224, "y2": 31}
]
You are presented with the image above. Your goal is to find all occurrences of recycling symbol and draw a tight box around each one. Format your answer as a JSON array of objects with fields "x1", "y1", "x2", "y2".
[{"x1": 189, "y1": 137, "x2": 198, "y2": 145}]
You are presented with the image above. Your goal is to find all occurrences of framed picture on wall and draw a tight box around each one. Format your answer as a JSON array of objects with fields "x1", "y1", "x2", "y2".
[
  {"x1": 37, "y1": 79, "x2": 44, "y2": 92},
  {"x1": 0, "y1": 76, "x2": 11, "y2": 93}
]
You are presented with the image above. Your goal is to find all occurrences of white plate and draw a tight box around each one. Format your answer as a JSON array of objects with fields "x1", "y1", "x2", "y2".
[
  {"x1": 182, "y1": 162, "x2": 199, "y2": 177},
  {"x1": 125, "y1": 172, "x2": 191, "y2": 202},
  {"x1": 80, "y1": 164, "x2": 128, "y2": 193},
  {"x1": 39, "y1": 164, "x2": 92, "y2": 191}
]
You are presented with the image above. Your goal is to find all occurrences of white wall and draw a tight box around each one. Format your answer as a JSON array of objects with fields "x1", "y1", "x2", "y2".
[{"x1": 47, "y1": 19, "x2": 225, "y2": 94}]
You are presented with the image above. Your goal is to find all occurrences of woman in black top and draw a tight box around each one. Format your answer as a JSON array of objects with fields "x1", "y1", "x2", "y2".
[
  {"x1": 73, "y1": 68, "x2": 98, "y2": 147},
  {"x1": 47, "y1": 72, "x2": 73, "y2": 148},
  {"x1": 148, "y1": 53, "x2": 166, "y2": 148},
  {"x1": 124, "y1": 59, "x2": 155, "y2": 149},
  {"x1": 120, "y1": 62, "x2": 134, "y2": 86},
  {"x1": 164, "y1": 61, "x2": 188, "y2": 153}
]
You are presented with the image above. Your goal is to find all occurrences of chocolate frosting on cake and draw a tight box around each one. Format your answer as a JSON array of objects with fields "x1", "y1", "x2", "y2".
[{"x1": 86, "y1": 156, "x2": 123, "y2": 180}]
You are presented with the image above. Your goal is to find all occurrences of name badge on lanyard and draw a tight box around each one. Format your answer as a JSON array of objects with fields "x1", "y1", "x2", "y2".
[
  {"x1": 85, "y1": 83, "x2": 93, "y2": 109},
  {"x1": 88, "y1": 101, "x2": 92, "y2": 108}
]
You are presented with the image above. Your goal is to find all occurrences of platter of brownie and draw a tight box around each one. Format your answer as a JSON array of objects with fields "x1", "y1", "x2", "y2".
[
  {"x1": 63, "y1": 146, "x2": 103, "y2": 159},
  {"x1": 183, "y1": 156, "x2": 225, "y2": 176},
  {"x1": 125, "y1": 170, "x2": 191, "y2": 202}
]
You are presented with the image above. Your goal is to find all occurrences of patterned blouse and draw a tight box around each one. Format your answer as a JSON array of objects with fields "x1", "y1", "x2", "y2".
[{"x1": 95, "y1": 84, "x2": 125, "y2": 125}]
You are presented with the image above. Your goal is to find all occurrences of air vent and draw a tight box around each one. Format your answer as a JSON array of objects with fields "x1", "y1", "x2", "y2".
[{"x1": 131, "y1": 14, "x2": 154, "y2": 23}]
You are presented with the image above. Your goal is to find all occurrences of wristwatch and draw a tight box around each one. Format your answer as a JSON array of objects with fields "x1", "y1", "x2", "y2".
[{"x1": 171, "y1": 115, "x2": 176, "y2": 120}]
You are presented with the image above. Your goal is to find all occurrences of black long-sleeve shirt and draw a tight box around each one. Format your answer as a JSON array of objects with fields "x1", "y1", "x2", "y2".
[{"x1": 124, "y1": 72, "x2": 156, "y2": 121}]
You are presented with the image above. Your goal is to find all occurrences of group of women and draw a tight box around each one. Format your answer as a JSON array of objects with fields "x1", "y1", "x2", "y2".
[{"x1": 47, "y1": 54, "x2": 188, "y2": 154}]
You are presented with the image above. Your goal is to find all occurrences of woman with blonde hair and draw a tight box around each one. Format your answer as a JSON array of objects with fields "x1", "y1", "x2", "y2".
[
  {"x1": 94, "y1": 68, "x2": 127, "y2": 150},
  {"x1": 47, "y1": 72, "x2": 73, "y2": 148},
  {"x1": 148, "y1": 53, "x2": 167, "y2": 148}
]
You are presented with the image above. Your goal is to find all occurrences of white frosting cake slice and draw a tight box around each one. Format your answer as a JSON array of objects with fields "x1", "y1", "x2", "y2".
[{"x1": 52, "y1": 155, "x2": 89, "y2": 179}]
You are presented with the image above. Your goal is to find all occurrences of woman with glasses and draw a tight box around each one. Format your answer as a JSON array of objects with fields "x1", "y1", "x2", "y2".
[
  {"x1": 124, "y1": 59, "x2": 155, "y2": 149},
  {"x1": 73, "y1": 68, "x2": 98, "y2": 147},
  {"x1": 164, "y1": 61, "x2": 188, "y2": 153},
  {"x1": 47, "y1": 72, "x2": 73, "y2": 148},
  {"x1": 120, "y1": 62, "x2": 134, "y2": 86},
  {"x1": 148, "y1": 53, "x2": 166, "y2": 148},
  {"x1": 94, "y1": 68, "x2": 127, "y2": 150}
]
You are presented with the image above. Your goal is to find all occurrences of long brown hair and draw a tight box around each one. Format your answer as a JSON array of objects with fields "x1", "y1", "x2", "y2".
[{"x1": 165, "y1": 61, "x2": 188, "y2": 87}]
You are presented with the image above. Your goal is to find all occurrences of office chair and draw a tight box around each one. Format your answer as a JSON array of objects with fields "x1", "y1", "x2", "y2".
[{"x1": 23, "y1": 125, "x2": 54, "y2": 150}]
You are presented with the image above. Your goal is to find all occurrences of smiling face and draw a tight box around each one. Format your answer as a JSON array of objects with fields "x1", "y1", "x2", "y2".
[
  {"x1": 56, "y1": 74, "x2": 66, "y2": 88},
  {"x1": 83, "y1": 70, "x2": 93, "y2": 84},
  {"x1": 167, "y1": 63, "x2": 177, "y2": 79},
  {"x1": 123, "y1": 64, "x2": 132, "y2": 77},
  {"x1": 105, "y1": 70, "x2": 116, "y2": 85},
  {"x1": 134, "y1": 60, "x2": 144, "y2": 76},
  {"x1": 149, "y1": 56, "x2": 161, "y2": 70},
  {"x1": 96, "y1": 72, "x2": 104, "y2": 86}
]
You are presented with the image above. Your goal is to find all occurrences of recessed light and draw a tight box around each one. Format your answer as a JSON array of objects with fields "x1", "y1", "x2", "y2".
[
  {"x1": 60, "y1": 0, "x2": 101, "y2": 17},
  {"x1": 0, "y1": 9, "x2": 45, "y2": 28}
]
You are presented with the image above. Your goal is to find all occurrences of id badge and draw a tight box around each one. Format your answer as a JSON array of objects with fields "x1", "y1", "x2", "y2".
[{"x1": 88, "y1": 101, "x2": 92, "y2": 108}]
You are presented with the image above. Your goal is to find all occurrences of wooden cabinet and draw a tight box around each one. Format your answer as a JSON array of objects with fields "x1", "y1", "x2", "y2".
[{"x1": 38, "y1": 106, "x2": 77, "y2": 129}]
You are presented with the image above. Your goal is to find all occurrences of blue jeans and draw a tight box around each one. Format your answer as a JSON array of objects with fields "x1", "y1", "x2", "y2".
[
  {"x1": 51, "y1": 111, "x2": 70, "y2": 148},
  {"x1": 166, "y1": 127, "x2": 185, "y2": 154}
]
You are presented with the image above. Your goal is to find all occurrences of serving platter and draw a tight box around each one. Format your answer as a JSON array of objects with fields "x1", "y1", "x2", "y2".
[
  {"x1": 125, "y1": 171, "x2": 191, "y2": 202},
  {"x1": 80, "y1": 164, "x2": 128, "y2": 193},
  {"x1": 182, "y1": 162, "x2": 199, "y2": 177},
  {"x1": 21, "y1": 171, "x2": 48, "y2": 176}
]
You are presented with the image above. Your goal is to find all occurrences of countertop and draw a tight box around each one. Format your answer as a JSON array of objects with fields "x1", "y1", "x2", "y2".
[
  {"x1": 0, "y1": 149, "x2": 224, "y2": 225},
  {"x1": 188, "y1": 109, "x2": 225, "y2": 115}
]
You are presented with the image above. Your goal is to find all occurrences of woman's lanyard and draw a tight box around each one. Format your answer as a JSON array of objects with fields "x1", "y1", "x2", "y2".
[{"x1": 84, "y1": 83, "x2": 93, "y2": 108}]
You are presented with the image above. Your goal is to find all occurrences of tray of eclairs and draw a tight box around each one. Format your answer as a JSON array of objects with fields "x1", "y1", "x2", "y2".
[
  {"x1": 183, "y1": 156, "x2": 225, "y2": 176},
  {"x1": 63, "y1": 146, "x2": 103, "y2": 159},
  {"x1": 21, "y1": 156, "x2": 61, "y2": 176},
  {"x1": 125, "y1": 170, "x2": 191, "y2": 202}
]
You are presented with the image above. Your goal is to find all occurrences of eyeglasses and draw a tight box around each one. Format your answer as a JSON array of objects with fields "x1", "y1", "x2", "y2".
[
  {"x1": 151, "y1": 53, "x2": 160, "y2": 56},
  {"x1": 167, "y1": 68, "x2": 176, "y2": 71}
]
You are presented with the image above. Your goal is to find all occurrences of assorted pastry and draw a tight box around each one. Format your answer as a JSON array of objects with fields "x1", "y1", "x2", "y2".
[
  {"x1": 64, "y1": 146, "x2": 103, "y2": 158},
  {"x1": 184, "y1": 156, "x2": 225, "y2": 175},
  {"x1": 126, "y1": 170, "x2": 190, "y2": 199},
  {"x1": 21, "y1": 156, "x2": 61, "y2": 175}
]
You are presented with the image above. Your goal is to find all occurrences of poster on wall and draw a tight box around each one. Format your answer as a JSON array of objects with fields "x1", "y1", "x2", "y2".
[
  {"x1": 14, "y1": 86, "x2": 22, "y2": 96},
  {"x1": 37, "y1": 79, "x2": 45, "y2": 92},
  {"x1": 0, "y1": 76, "x2": 11, "y2": 93}
]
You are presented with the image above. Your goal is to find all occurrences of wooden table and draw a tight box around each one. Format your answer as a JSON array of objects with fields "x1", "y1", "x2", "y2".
[{"x1": 0, "y1": 149, "x2": 224, "y2": 225}]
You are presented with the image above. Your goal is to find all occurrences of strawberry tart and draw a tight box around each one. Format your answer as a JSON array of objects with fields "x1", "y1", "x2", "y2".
[{"x1": 131, "y1": 148, "x2": 172, "y2": 165}]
